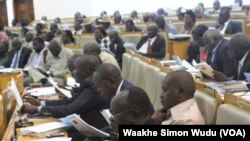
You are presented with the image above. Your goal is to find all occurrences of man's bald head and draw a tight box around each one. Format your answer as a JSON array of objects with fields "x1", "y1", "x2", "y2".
[
  {"x1": 83, "y1": 42, "x2": 101, "y2": 55},
  {"x1": 202, "y1": 29, "x2": 223, "y2": 52},
  {"x1": 93, "y1": 63, "x2": 122, "y2": 100},
  {"x1": 161, "y1": 70, "x2": 195, "y2": 110},
  {"x1": 73, "y1": 54, "x2": 102, "y2": 82}
]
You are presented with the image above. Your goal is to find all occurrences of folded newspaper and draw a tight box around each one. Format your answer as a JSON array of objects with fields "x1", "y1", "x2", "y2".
[{"x1": 64, "y1": 114, "x2": 110, "y2": 138}]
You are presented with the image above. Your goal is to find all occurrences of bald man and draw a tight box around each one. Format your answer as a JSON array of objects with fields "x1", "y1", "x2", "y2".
[
  {"x1": 136, "y1": 25, "x2": 166, "y2": 59},
  {"x1": 22, "y1": 55, "x2": 108, "y2": 135},
  {"x1": 202, "y1": 29, "x2": 234, "y2": 78},
  {"x1": 84, "y1": 42, "x2": 120, "y2": 70},
  {"x1": 152, "y1": 70, "x2": 205, "y2": 125}
]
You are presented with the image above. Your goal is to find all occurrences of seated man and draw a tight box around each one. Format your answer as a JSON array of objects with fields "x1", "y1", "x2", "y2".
[
  {"x1": 213, "y1": 33, "x2": 250, "y2": 81},
  {"x1": 22, "y1": 54, "x2": 108, "y2": 137},
  {"x1": 110, "y1": 87, "x2": 155, "y2": 141},
  {"x1": 23, "y1": 37, "x2": 48, "y2": 86},
  {"x1": 125, "y1": 19, "x2": 142, "y2": 32},
  {"x1": 215, "y1": 7, "x2": 242, "y2": 35},
  {"x1": 136, "y1": 25, "x2": 166, "y2": 59},
  {"x1": 108, "y1": 31, "x2": 125, "y2": 68},
  {"x1": 93, "y1": 63, "x2": 134, "y2": 104},
  {"x1": 83, "y1": 42, "x2": 120, "y2": 70},
  {"x1": 0, "y1": 42, "x2": 9, "y2": 66},
  {"x1": 202, "y1": 29, "x2": 234, "y2": 78},
  {"x1": 4, "y1": 37, "x2": 32, "y2": 68},
  {"x1": 152, "y1": 70, "x2": 205, "y2": 125},
  {"x1": 45, "y1": 40, "x2": 73, "y2": 85}
]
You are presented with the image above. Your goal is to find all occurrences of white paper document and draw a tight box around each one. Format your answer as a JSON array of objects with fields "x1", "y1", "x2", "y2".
[
  {"x1": 21, "y1": 122, "x2": 70, "y2": 136},
  {"x1": 67, "y1": 77, "x2": 80, "y2": 88},
  {"x1": 0, "y1": 68, "x2": 21, "y2": 73},
  {"x1": 28, "y1": 87, "x2": 57, "y2": 97},
  {"x1": 100, "y1": 109, "x2": 113, "y2": 124},
  {"x1": 65, "y1": 114, "x2": 110, "y2": 138},
  {"x1": 10, "y1": 78, "x2": 23, "y2": 107},
  {"x1": 182, "y1": 60, "x2": 199, "y2": 73},
  {"x1": 48, "y1": 76, "x2": 72, "y2": 98}
]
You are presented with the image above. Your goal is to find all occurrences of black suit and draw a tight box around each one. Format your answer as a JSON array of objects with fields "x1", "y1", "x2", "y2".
[
  {"x1": 137, "y1": 35, "x2": 166, "y2": 59},
  {"x1": 233, "y1": 53, "x2": 250, "y2": 80},
  {"x1": 206, "y1": 39, "x2": 234, "y2": 77},
  {"x1": 41, "y1": 75, "x2": 108, "y2": 129},
  {"x1": 109, "y1": 40, "x2": 125, "y2": 68},
  {"x1": 217, "y1": 21, "x2": 242, "y2": 35},
  {"x1": 4, "y1": 47, "x2": 32, "y2": 68}
]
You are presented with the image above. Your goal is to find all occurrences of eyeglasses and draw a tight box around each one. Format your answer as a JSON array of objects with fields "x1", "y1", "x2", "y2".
[{"x1": 110, "y1": 109, "x2": 139, "y2": 121}]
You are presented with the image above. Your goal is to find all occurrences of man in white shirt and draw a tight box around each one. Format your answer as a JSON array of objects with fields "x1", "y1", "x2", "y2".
[
  {"x1": 216, "y1": 7, "x2": 242, "y2": 35},
  {"x1": 152, "y1": 70, "x2": 205, "y2": 125}
]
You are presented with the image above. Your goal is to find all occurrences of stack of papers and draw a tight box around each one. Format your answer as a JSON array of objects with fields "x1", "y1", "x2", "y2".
[
  {"x1": 169, "y1": 33, "x2": 191, "y2": 40},
  {"x1": 206, "y1": 81, "x2": 249, "y2": 94},
  {"x1": 21, "y1": 122, "x2": 70, "y2": 137},
  {"x1": 28, "y1": 87, "x2": 57, "y2": 97},
  {"x1": 48, "y1": 77, "x2": 72, "y2": 98},
  {"x1": 0, "y1": 68, "x2": 21, "y2": 73}
]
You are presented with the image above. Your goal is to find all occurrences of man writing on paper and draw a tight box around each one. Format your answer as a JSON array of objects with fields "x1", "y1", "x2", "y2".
[
  {"x1": 202, "y1": 29, "x2": 234, "y2": 80},
  {"x1": 22, "y1": 55, "x2": 108, "y2": 140}
]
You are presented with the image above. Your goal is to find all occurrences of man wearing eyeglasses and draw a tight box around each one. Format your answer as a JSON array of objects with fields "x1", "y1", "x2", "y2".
[{"x1": 109, "y1": 87, "x2": 155, "y2": 141}]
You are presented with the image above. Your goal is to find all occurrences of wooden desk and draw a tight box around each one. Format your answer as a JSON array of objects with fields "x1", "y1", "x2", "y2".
[
  {"x1": 246, "y1": 25, "x2": 250, "y2": 36},
  {"x1": 169, "y1": 39, "x2": 190, "y2": 60},
  {"x1": 0, "y1": 71, "x2": 24, "y2": 95},
  {"x1": 2, "y1": 106, "x2": 68, "y2": 141}
]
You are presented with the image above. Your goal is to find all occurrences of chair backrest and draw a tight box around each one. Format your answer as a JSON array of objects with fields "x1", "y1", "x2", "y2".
[
  {"x1": 216, "y1": 104, "x2": 250, "y2": 124},
  {"x1": 136, "y1": 24, "x2": 148, "y2": 32},
  {"x1": 143, "y1": 65, "x2": 161, "y2": 105},
  {"x1": 2, "y1": 88, "x2": 16, "y2": 128},
  {"x1": 121, "y1": 32, "x2": 143, "y2": 46},
  {"x1": 122, "y1": 53, "x2": 132, "y2": 80},
  {"x1": 0, "y1": 95, "x2": 4, "y2": 141},
  {"x1": 127, "y1": 57, "x2": 140, "y2": 85},
  {"x1": 79, "y1": 34, "x2": 96, "y2": 49},
  {"x1": 194, "y1": 90, "x2": 219, "y2": 124},
  {"x1": 134, "y1": 60, "x2": 148, "y2": 89},
  {"x1": 154, "y1": 71, "x2": 167, "y2": 110}
]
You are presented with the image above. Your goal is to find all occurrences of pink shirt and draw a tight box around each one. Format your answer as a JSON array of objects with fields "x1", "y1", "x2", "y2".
[
  {"x1": 162, "y1": 98, "x2": 205, "y2": 125},
  {"x1": 0, "y1": 32, "x2": 9, "y2": 43}
]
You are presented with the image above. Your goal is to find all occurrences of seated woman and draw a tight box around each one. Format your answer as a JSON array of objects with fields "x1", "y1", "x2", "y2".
[{"x1": 180, "y1": 10, "x2": 196, "y2": 34}]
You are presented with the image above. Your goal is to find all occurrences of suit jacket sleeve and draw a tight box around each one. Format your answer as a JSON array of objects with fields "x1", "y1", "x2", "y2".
[
  {"x1": 219, "y1": 43, "x2": 234, "y2": 77},
  {"x1": 144, "y1": 36, "x2": 166, "y2": 59},
  {"x1": 20, "y1": 48, "x2": 32, "y2": 68},
  {"x1": 40, "y1": 86, "x2": 102, "y2": 118}
]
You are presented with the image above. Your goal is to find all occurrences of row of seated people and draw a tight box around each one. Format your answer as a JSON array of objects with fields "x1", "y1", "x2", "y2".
[{"x1": 19, "y1": 51, "x2": 206, "y2": 141}]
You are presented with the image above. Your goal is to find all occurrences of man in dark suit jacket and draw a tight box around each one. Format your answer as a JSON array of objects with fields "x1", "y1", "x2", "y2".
[
  {"x1": 216, "y1": 7, "x2": 242, "y2": 35},
  {"x1": 213, "y1": 33, "x2": 250, "y2": 81},
  {"x1": 22, "y1": 55, "x2": 108, "y2": 139},
  {"x1": 108, "y1": 31, "x2": 125, "y2": 68},
  {"x1": 137, "y1": 25, "x2": 166, "y2": 59},
  {"x1": 202, "y1": 29, "x2": 234, "y2": 77},
  {"x1": 4, "y1": 38, "x2": 31, "y2": 68}
]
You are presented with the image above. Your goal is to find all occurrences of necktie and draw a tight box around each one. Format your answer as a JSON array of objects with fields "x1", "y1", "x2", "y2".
[
  {"x1": 12, "y1": 52, "x2": 19, "y2": 68},
  {"x1": 147, "y1": 39, "x2": 152, "y2": 53}
]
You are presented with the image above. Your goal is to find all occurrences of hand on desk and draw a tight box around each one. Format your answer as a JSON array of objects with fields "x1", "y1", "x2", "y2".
[
  {"x1": 21, "y1": 104, "x2": 38, "y2": 114},
  {"x1": 23, "y1": 96, "x2": 40, "y2": 106},
  {"x1": 213, "y1": 70, "x2": 230, "y2": 82}
]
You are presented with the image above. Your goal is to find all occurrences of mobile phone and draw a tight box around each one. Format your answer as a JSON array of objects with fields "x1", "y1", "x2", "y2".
[{"x1": 46, "y1": 132, "x2": 65, "y2": 138}]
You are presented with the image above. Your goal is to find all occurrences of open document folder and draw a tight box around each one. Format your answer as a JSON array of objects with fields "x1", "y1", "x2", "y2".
[
  {"x1": 64, "y1": 114, "x2": 110, "y2": 138},
  {"x1": 192, "y1": 60, "x2": 214, "y2": 79},
  {"x1": 47, "y1": 76, "x2": 72, "y2": 98}
]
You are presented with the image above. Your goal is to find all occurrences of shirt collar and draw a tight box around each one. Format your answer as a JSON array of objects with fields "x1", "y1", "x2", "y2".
[
  {"x1": 212, "y1": 39, "x2": 223, "y2": 54},
  {"x1": 170, "y1": 98, "x2": 195, "y2": 118},
  {"x1": 116, "y1": 80, "x2": 124, "y2": 95},
  {"x1": 239, "y1": 51, "x2": 249, "y2": 67}
]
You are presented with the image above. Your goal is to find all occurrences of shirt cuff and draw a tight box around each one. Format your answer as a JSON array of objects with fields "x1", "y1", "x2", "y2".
[
  {"x1": 40, "y1": 101, "x2": 46, "y2": 106},
  {"x1": 37, "y1": 106, "x2": 43, "y2": 113}
]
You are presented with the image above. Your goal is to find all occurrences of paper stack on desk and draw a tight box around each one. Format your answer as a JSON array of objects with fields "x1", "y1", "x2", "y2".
[
  {"x1": 21, "y1": 122, "x2": 70, "y2": 137},
  {"x1": 28, "y1": 87, "x2": 57, "y2": 97}
]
